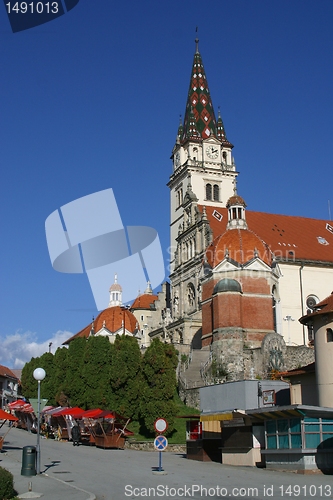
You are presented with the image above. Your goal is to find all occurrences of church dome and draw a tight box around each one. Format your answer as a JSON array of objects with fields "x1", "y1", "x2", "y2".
[
  {"x1": 206, "y1": 228, "x2": 272, "y2": 268},
  {"x1": 109, "y1": 283, "x2": 122, "y2": 292},
  {"x1": 63, "y1": 306, "x2": 139, "y2": 345},
  {"x1": 226, "y1": 194, "x2": 246, "y2": 208},
  {"x1": 213, "y1": 278, "x2": 241, "y2": 294}
]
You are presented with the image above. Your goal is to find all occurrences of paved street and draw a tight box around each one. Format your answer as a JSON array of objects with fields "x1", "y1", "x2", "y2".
[{"x1": 1, "y1": 427, "x2": 333, "y2": 499}]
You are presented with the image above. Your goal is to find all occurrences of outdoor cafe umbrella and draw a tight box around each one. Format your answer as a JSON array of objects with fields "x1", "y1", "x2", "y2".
[{"x1": 0, "y1": 409, "x2": 19, "y2": 450}]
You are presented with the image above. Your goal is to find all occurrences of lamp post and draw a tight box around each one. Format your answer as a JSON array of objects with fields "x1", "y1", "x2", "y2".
[{"x1": 33, "y1": 367, "x2": 46, "y2": 474}]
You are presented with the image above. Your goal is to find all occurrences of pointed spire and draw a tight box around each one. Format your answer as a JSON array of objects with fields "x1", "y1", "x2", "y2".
[
  {"x1": 176, "y1": 115, "x2": 183, "y2": 143},
  {"x1": 216, "y1": 107, "x2": 227, "y2": 141},
  {"x1": 145, "y1": 281, "x2": 153, "y2": 294},
  {"x1": 186, "y1": 106, "x2": 200, "y2": 139},
  {"x1": 182, "y1": 39, "x2": 218, "y2": 141}
]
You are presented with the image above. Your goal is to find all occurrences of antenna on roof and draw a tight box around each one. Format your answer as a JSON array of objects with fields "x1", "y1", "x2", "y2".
[{"x1": 328, "y1": 200, "x2": 332, "y2": 221}]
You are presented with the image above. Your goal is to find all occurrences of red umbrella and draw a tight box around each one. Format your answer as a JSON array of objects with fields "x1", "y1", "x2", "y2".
[
  {"x1": 76, "y1": 408, "x2": 115, "y2": 418},
  {"x1": 52, "y1": 407, "x2": 84, "y2": 417},
  {"x1": 0, "y1": 410, "x2": 19, "y2": 449},
  {"x1": 7, "y1": 400, "x2": 26, "y2": 409},
  {"x1": 0, "y1": 409, "x2": 18, "y2": 421}
]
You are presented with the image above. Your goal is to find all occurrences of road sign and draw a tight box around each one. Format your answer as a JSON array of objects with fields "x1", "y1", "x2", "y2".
[
  {"x1": 154, "y1": 435, "x2": 168, "y2": 451},
  {"x1": 154, "y1": 418, "x2": 168, "y2": 434},
  {"x1": 29, "y1": 399, "x2": 48, "y2": 415}
]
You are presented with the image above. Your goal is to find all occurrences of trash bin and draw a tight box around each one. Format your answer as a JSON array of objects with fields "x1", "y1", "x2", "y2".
[{"x1": 21, "y1": 446, "x2": 37, "y2": 476}]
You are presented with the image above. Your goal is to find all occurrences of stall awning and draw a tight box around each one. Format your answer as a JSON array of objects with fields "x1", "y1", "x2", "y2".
[
  {"x1": 200, "y1": 413, "x2": 233, "y2": 422},
  {"x1": 0, "y1": 409, "x2": 18, "y2": 421}
]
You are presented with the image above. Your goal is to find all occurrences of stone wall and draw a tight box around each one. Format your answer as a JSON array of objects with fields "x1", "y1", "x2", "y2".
[
  {"x1": 125, "y1": 440, "x2": 186, "y2": 453},
  {"x1": 213, "y1": 332, "x2": 315, "y2": 381},
  {"x1": 178, "y1": 379, "x2": 201, "y2": 409}
]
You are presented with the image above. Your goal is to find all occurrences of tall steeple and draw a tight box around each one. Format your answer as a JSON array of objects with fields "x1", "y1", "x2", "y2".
[
  {"x1": 182, "y1": 38, "x2": 218, "y2": 141},
  {"x1": 169, "y1": 38, "x2": 238, "y2": 273}
]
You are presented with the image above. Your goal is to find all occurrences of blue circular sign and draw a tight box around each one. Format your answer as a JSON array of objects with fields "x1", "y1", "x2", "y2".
[{"x1": 154, "y1": 435, "x2": 168, "y2": 451}]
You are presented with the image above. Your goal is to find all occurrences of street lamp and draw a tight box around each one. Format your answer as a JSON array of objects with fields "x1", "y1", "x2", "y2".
[{"x1": 33, "y1": 367, "x2": 46, "y2": 474}]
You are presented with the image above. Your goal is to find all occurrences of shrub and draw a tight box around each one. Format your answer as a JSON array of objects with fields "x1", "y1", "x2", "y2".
[{"x1": 0, "y1": 466, "x2": 16, "y2": 500}]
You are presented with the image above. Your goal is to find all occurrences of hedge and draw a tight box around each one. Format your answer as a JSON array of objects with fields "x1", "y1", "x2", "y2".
[{"x1": 0, "y1": 466, "x2": 15, "y2": 500}]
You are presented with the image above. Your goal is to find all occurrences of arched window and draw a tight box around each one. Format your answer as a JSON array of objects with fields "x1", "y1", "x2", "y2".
[
  {"x1": 206, "y1": 183, "x2": 212, "y2": 200},
  {"x1": 177, "y1": 188, "x2": 183, "y2": 208},
  {"x1": 213, "y1": 184, "x2": 219, "y2": 201},
  {"x1": 327, "y1": 328, "x2": 333, "y2": 343}
]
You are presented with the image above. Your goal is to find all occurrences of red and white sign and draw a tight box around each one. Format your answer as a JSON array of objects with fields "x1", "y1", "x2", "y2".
[{"x1": 154, "y1": 418, "x2": 168, "y2": 434}]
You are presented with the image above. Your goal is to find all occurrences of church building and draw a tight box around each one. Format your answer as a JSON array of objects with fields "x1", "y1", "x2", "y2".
[
  {"x1": 150, "y1": 39, "x2": 333, "y2": 382},
  {"x1": 65, "y1": 39, "x2": 332, "y2": 385}
]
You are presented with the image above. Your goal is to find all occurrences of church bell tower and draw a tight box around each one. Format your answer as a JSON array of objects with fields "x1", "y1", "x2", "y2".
[{"x1": 168, "y1": 39, "x2": 238, "y2": 272}]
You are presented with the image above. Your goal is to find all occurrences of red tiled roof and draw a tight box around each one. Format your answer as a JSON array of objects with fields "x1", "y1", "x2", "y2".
[
  {"x1": 0, "y1": 365, "x2": 18, "y2": 380},
  {"x1": 131, "y1": 294, "x2": 158, "y2": 310},
  {"x1": 201, "y1": 205, "x2": 333, "y2": 264},
  {"x1": 63, "y1": 306, "x2": 139, "y2": 345}
]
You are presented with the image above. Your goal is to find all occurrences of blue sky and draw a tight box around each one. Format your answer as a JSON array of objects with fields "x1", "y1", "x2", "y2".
[{"x1": 1, "y1": 1, "x2": 333, "y2": 368}]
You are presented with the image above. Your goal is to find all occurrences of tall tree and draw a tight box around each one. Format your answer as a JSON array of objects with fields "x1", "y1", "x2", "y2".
[
  {"x1": 81, "y1": 336, "x2": 113, "y2": 409},
  {"x1": 109, "y1": 335, "x2": 143, "y2": 419},
  {"x1": 21, "y1": 357, "x2": 40, "y2": 399},
  {"x1": 64, "y1": 337, "x2": 87, "y2": 407},
  {"x1": 53, "y1": 347, "x2": 70, "y2": 406},
  {"x1": 21, "y1": 353, "x2": 55, "y2": 404},
  {"x1": 140, "y1": 339, "x2": 178, "y2": 435}
]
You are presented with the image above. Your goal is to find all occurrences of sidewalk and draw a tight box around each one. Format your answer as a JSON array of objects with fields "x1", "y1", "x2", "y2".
[{"x1": 0, "y1": 444, "x2": 95, "y2": 500}]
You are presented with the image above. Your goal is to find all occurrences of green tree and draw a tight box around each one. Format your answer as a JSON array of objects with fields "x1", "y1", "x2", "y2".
[
  {"x1": 140, "y1": 339, "x2": 178, "y2": 435},
  {"x1": 109, "y1": 335, "x2": 143, "y2": 419},
  {"x1": 81, "y1": 336, "x2": 113, "y2": 409},
  {"x1": 21, "y1": 352, "x2": 56, "y2": 404},
  {"x1": 53, "y1": 347, "x2": 70, "y2": 406},
  {"x1": 64, "y1": 337, "x2": 87, "y2": 407},
  {"x1": 21, "y1": 357, "x2": 40, "y2": 398}
]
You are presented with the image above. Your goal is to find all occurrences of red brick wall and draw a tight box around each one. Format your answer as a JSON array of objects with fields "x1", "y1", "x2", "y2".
[
  {"x1": 212, "y1": 293, "x2": 242, "y2": 328},
  {"x1": 241, "y1": 296, "x2": 274, "y2": 330},
  {"x1": 202, "y1": 301, "x2": 213, "y2": 336}
]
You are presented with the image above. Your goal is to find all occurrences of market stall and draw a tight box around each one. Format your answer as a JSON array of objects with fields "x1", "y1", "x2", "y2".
[
  {"x1": 0, "y1": 409, "x2": 19, "y2": 450},
  {"x1": 77, "y1": 408, "x2": 133, "y2": 449}
]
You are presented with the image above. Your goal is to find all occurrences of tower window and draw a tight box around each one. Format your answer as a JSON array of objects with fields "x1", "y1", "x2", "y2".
[
  {"x1": 206, "y1": 183, "x2": 212, "y2": 200},
  {"x1": 213, "y1": 184, "x2": 219, "y2": 201},
  {"x1": 177, "y1": 188, "x2": 183, "y2": 208},
  {"x1": 327, "y1": 328, "x2": 333, "y2": 343}
]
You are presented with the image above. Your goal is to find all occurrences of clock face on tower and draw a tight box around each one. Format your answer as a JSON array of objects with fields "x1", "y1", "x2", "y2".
[{"x1": 206, "y1": 145, "x2": 219, "y2": 159}]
